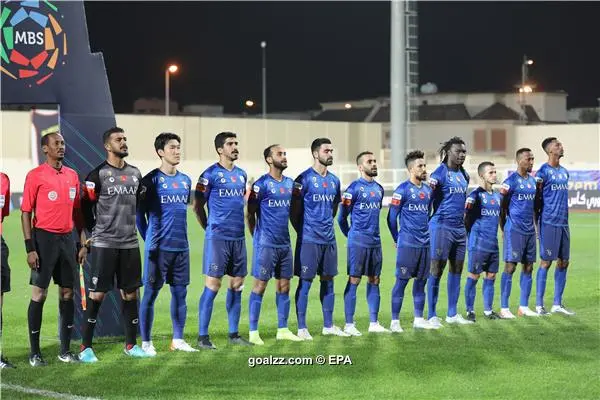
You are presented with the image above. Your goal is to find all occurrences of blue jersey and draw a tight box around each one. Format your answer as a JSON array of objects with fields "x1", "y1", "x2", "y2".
[
  {"x1": 500, "y1": 172, "x2": 539, "y2": 235},
  {"x1": 536, "y1": 163, "x2": 569, "y2": 227},
  {"x1": 249, "y1": 173, "x2": 293, "y2": 248},
  {"x1": 428, "y1": 163, "x2": 469, "y2": 228},
  {"x1": 465, "y1": 187, "x2": 501, "y2": 252},
  {"x1": 137, "y1": 169, "x2": 192, "y2": 252},
  {"x1": 387, "y1": 180, "x2": 432, "y2": 248},
  {"x1": 293, "y1": 168, "x2": 341, "y2": 245},
  {"x1": 338, "y1": 178, "x2": 384, "y2": 248},
  {"x1": 195, "y1": 163, "x2": 247, "y2": 241}
]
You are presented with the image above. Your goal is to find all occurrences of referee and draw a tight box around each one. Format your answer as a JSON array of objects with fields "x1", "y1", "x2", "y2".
[
  {"x1": 1, "y1": 172, "x2": 15, "y2": 369},
  {"x1": 21, "y1": 131, "x2": 88, "y2": 367}
]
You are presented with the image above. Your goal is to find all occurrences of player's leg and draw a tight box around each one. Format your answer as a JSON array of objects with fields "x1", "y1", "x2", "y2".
[
  {"x1": 446, "y1": 231, "x2": 470, "y2": 324},
  {"x1": 518, "y1": 234, "x2": 538, "y2": 317},
  {"x1": 464, "y1": 255, "x2": 481, "y2": 322},
  {"x1": 0, "y1": 236, "x2": 15, "y2": 369},
  {"x1": 140, "y1": 249, "x2": 164, "y2": 355},
  {"x1": 248, "y1": 245, "x2": 272, "y2": 345},
  {"x1": 274, "y1": 247, "x2": 301, "y2": 341},
  {"x1": 500, "y1": 227, "x2": 519, "y2": 319},
  {"x1": 413, "y1": 248, "x2": 435, "y2": 330},
  {"x1": 343, "y1": 246, "x2": 363, "y2": 336},
  {"x1": 226, "y1": 239, "x2": 251, "y2": 345},
  {"x1": 482, "y1": 252, "x2": 500, "y2": 319},
  {"x1": 391, "y1": 246, "x2": 415, "y2": 333},
  {"x1": 536, "y1": 224, "x2": 556, "y2": 314},
  {"x1": 55, "y1": 236, "x2": 79, "y2": 362},
  {"x1": 366, "y1": 247, "x2": 388, "y2": 333},
  {"x1": 551, "y1": 227, "x2": 575, "y2": 315},
  {"x1": 168, "y1": 251, "x2": 197, "y2": 351},
  {"x1": 294, "y1": 242, "x2": 317, "y2": 339},
  {"x1": 427, "y1": 223, "x2": 449, "y2": 326},
  {"x1": 198, "y1": 238, "x2": 224, "y2": 349},
  {"x1": 320, "y1": 244, "x2": 348, "y2": 337}
]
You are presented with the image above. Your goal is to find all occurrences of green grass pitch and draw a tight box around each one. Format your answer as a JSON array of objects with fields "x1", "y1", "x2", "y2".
[{"x1": 1, "y1": 211, "x2": 599, "y2": 399}]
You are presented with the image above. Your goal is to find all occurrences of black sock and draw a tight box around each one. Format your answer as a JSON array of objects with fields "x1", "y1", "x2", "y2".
[
  {"x1": 82, "y1": 299, "x2": 102, "y2": 349},
  {"x1": 28, "y1": 300, "x2": 44, "y2": 355},
  {"x1": 121, "y1": 299, "x2": 138, "y2": 348},
  {"x1": 59, "y1": 298, "x2": 75, "y2": 354}
]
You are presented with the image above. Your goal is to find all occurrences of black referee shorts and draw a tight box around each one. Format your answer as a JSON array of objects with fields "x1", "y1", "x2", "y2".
[
  {"x1": 1, "y1": 236, "x2": 11, "y2": 293},
  {"x1": 89, "y1": 247, "x2": 142, "y2": 293},
  {"x1": 30, "y1": 228, "x2": 77, "y2": 290}
]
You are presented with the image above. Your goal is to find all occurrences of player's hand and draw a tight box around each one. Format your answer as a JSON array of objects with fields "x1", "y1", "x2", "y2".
[
  {"x1": 77, "y1": 246, "x2": 88, "y2": 264},
  {"x1": 27, "y1": 251, "x2": 40, "y2": 270}
]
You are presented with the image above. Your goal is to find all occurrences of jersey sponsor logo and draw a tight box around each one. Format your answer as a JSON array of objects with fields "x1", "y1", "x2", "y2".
[
  {"x1": 69, "y1": 187, "x2": 76, "y2": 200},
  {"x1": 408, "y1": 203, "x2": 428, "y2": 212},
  {"x1": 449, "y1": 187, "x2": 466, "y2": 194},
  {"x1": 358, "y1": 202, "x2": 381, "y2": 210},
  {"x1": 48, "y1": 190, "x2": 58, "y2": 201},
  {"x1": 107, "y1": 185, "x2": 137, "y2": 195},
  {"x1": 550, "y1": 183, "x2": 569, "y2": 191},
  {"x1": 481, "y1": 208, "x2": 500, "y2": 217},
  {"x1": 517, "y1": 193, "x2": 535, "y2": 201},
  {"x1": 312, "y1": 193, "x2": 335, "y2": 202},
  {"x1": 391, "y1": 193, "x2": 402, "y2": 206},
  {"x1": 267, "y1": 198, "x2": 291, "y2": 208},
  {"x1": 218, "y1": 188, "x2": 245, "y2": 197},
  {"x1": 253, "y1": 185, "x2": 261, "y2": 193},
  {"x1": 160, "y1": 194, "x2": 189, "y2": 204}
]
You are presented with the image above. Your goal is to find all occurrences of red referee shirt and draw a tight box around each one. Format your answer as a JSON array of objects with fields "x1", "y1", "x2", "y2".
[
  {"x1": 21, "y1": 163, "x2": 81, "y2": 234},
  {"x1": 0, "y1": 172, "x2": 9, "y2": 235}
]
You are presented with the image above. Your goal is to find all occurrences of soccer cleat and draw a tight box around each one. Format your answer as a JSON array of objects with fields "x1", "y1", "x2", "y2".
[
  {"x1": 78, "y1": 348, "x2": 98, "y2": 363},
  {"x1": 413, "y1": 317, "x2": 437, "y2": 330},
  {"x1": 170, "y1": 339, "x2": 199, "y2": 352},
  {"x1": 229, "y1": 334, "x2": 254, "y2": 346},
  {"x1": 428, "y1": 316, "x2": 444, "y2": 329},
  {"x1": 248, "y1": 331, "x2": 265, "y2": 346},
  {"x1": 466, "y1": 311, "x2": 476, "y2": 323},
  {"x1": 29, "y1": 353, "x2": 47, "y2": 367},
  {"x1": 484, "y1": 311, "x2": 502, "y2": 320},
  {"x1": 343, "y1": 324, "x2": 363, "y2": 336},
  {"x1": 197, "y1": 336, "x2": 217, "y2": 350},
  {"x1": 445, "y1": 314, "x2": 474, "y2": 325},
  {"x1": 499, "y1": 309, "x2": 516, "y2": 319},
  {"x1": 297, "y1": 328, "x2": 313, "y2": 341},
  {"x1": 322, "y1": 325, "x2": 351, "y2": 337},
  {"x1": 141, "y1": 341, "x2": 157, "y2": 357},
  {"x1": 368, "y1": 322, "x2": 391, "y2": 333},
  {"x1": 0, "y1": 356, "x2": 16, "y2": 369},
  {"x1": 536, "y1": 306, "x2": 551, "y2": 316},
  {"x1": 551, "y1": 305, "x2": 575, "y2": 315},
  {"x1": 276, "y1": 328, "x2": 303, "y2": 342},
  {"x1": 58, "y1": 351, "x2": 81, "y2": 363},
  {"x1": 390, "y1": 320, "x2": 404, "y2": 333},
  {"x1": 518, "y1": 307, "x2": 539, "y2": 317},
  {"x1": 124, "y1": 344, "x2": 153, "y2": 358}
]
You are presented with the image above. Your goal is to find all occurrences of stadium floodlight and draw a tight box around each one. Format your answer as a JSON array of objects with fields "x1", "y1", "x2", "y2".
[{"x1": 165, "y1": 64, "x2": 179, "y2": 116}]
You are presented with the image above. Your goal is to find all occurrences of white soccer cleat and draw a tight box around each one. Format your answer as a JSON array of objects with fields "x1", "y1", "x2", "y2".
[
  {"x1": 297, "y1": 328, "x2": 313, "y2": 341},
  {"x1": 141, "y1": 341, "x2": 157, "y2": 356},
  {"x1": 518, "y1": 306, "x2": 539, "y2": 317},
  {"x1": 551, "y1": 305, "x2": 576, "y2": 315},
  {"x1": 499, "y1": 308, "x2": 516, "y2": 319},
  {"x1": 343, "y1": 323, "x2": 363, "y2": 337},
  {"x1": 322, "y1": 325, "x2": 351, "y2": 337},
  {"x1": 445, "y1": 314, "x2": 474, "y2": 325},
  {"x1": 368, "y1": 322, "x2": 390, "y2": 333},
  {"x1": 413, "y1": 317, "x2": 437, "y2": 330},
  {"x1": 170, "y1": 339, "x2": 199, "y2": 352},
  {"x1": 535, "y1": 306, "x2": 551, "y2": 316},
  {"x1": 389, "y1": 319, "x2": 404, "y2": 333},
  {"x1": 428, "y1": 316, "x2": 444, "y2": 328},
  {"x1": 276, "y1": 328, "x2": 303, "y2": 342},
  {"x1": 248, "y1": 331, "x2": 265, "y2": 346}
]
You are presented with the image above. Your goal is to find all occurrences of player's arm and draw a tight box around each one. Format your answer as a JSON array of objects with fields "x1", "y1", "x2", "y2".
[
  {"x1": 20, "y1": 172, "x2": 39, "y2": 268},
  {"x1": 81, "y1": 169, "x2": 101, "y2": 233},
  {"x1": 534, "y1": 171, "x2": 544, "y2": 225},
  {"x1": 136, "y1": 175, "x2": 152, "y2": 240},
  {"x1": 71, "y1": 178, "x2": 88, "y2": 262},
  {"x1": 1, "y1": 174, "x2": 10, "y2": 222},
  {"x1": 499, "y1": 180, "x2": 512, "y2": 232},
  {"x1": 290, "y1": 175, "x2": 304, "y2": 233},
  {"x1": 386, "y1": 190, "x2": 403, "y2": 244},
  {"x1": 464, "y1": 192, "x2": 478, "y2": 235},
  {"x1": 193, "y1": 173, "x2": 211, "y2": 230},
  {"x1": 337, "y1": 186, "x2": 354, "y2": 238},
  {"x1": 247, "y1": 182, "x2": 261, "y2": 236},
  {"x1": 332, "y1": 178, "x2": 342, "y2": 219},
  {"x1": 427, "y1": 167, "x2": 444, "y2": 216}
]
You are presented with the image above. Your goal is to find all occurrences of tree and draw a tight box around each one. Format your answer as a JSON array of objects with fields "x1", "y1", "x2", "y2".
[{"x1": 579, "y1": 108, "x2": 599, "y2": 123}]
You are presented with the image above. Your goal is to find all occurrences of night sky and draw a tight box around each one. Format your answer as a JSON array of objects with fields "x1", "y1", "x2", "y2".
[{"x1": 84, "y1": 1, "x2": 600, "y2": 114}]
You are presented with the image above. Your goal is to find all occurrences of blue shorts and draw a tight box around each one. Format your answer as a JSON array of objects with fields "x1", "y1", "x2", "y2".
[
  {"x1": 539, "y1": 224, "x2": 570, "y2": 261},
  {"x1": 203, "y1": 238, "x2": 247, "y2": 278},
  {"x1": 396, "y1": 246, "x2": 429, "y2": 280},
  {"x1": 503, "y1": 228, "x2": 536, "y2": 264},
  {"x1": 252, "y1": 246, "x2": 293, "y2": 281},
  {"x1": 347, "y1": 246, "x2": 382, "y2": 277},
  {"x1": 429, "y1": 224, "x2": 466, "y2": 261},
  {"x1": 468, "y1": 250, "x2": 499, "y2": 274},
  {"x1": 294, "y1": 241, "x2": 338, "y2": 280},
  {"x1": 144, "y1": 249, "x2": 190, "y2": 288}
]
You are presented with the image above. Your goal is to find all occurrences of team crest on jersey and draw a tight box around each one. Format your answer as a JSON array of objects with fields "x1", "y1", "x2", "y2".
[
  {"x1": 220, "y1": 178, "x2": 226, "y2": 183},
  {"x1": 362, "y1": 193, "x2": 367, "y2": 198},
  {"x1": 109, "y1": 177, "x2": 115, "y2": 183},
  {"x1": 162, "y1": 184, "x2": 168, "y2": 189}
]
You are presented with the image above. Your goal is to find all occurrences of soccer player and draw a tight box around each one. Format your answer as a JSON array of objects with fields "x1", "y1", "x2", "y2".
[
  {"x1": 427, "y1": 137, "x2": 473, "y2": 327},
  {"x1": 21, "y1": 131, "x2": 88, "y2": 366},
  {"x1": 535, "y1": 137, "x2": 574, "y2": 315},
  {"x1": 79, "y1": 127, "x2": 150, "y2": 362},
  {"x1": 338, "y1": 151, "x2": 389, "y2": 336},
  {"x1": 246, "y1": 144, "x2": 302, "y2": 345},
  {"x1": 137, "y1": 133, "x2": 198, "y2": 355},
  {"x1": 0, "y1": 172, "x2": 15, "y2": 369},
  {"x1": 464, "y1": 162, "x2": 502, "y2": 321},
  {"x1": 387, "y1": 150, "x2": 437, "y2": 332},
  {"x1": 499, "y1": 148, "x2": 540, "y2": 318},
  {"x1": 195, "y1": 132, "x2": 252, "y2": 349},
  {"x1": 291, "y1": 138, "x2": 349, "y2": 339}
]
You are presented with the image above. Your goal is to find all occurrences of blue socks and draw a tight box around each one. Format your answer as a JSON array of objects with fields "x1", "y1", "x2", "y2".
[
  {"x1": 482, "y1": 277, "x2": 495, "y2": 312},
  {"x1": 554, "y1": 267, "x2": 567, "y2": 306},
  {"x1": 447, "y1": 272, "x2": 461, "y2": 317},
  {"x1": 248, "y1": 291, "x2": 263, "y2": 332},
  {"x1": 170, "y1": 285, "x2": 187, "y2": 340},
  {"x1": 343, "y1": 281, "x2": 358, "y2": 324},
  {"x1": 412, "y1": 279, "x2": 426, "y2": 318},
  {"x1": 519, "y1": 271, "x2": 532, "y2": 307},
  {"x1": 536, "y1": 267, "x2": 548, "y2": 307},
  {"x1": 500, "y1": 272, "x2": 512, "y2": 309},
  {"x1": 366, "y1": 282, "x2": 381, "y2": 323},
  {"x1": 276, "y1": 292, "x2": 290, "y2": 329},
  {"x1": 198, "y1": 287, "x2": 217, "y2": 336},
  {"x1": 427, "y1": 274, "x2": 441, "y2": 319},
  {"x1": 320, "y1": 280, "x2": 335, "y2": 328},
  {"x1": 295, "y1": 279, "x2": 312, "y2": 330},
  {"x1": 464, "y1": 277, "x2": 477, "y2": 313},
  {"x1": 140, "y1": 286, "x2": 160, "y2": 342},
  {"x1": 226, "y1": 288, "x2": 242, "y2": 335},
  {"x1": 391, "y1": 278, "x2": 409, "y2": 320}
]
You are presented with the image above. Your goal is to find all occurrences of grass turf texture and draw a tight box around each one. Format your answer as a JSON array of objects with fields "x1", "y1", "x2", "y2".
[{"x1": 1, "y1": 212, "x2": 599, "y2": 399}]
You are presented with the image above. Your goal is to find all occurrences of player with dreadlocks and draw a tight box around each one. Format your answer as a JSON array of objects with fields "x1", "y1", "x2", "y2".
[{"x1": 426, "y1": 137, "x2": 473, "y2": 327}]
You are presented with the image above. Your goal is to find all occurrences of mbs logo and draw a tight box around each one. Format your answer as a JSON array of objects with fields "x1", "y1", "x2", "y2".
[{"x1": 1, "y1": 0, "x2": 67, "y2": 86}]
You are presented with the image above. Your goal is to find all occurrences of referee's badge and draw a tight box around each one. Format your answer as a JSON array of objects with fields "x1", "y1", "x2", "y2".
[{"x1": 69, "y1": 187, "x2": 76, "y2": 200}]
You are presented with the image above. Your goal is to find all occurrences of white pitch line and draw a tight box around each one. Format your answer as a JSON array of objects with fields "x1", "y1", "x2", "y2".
[{"x1": 1, "y1": 384, "x2": 102, "y2": 400}]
